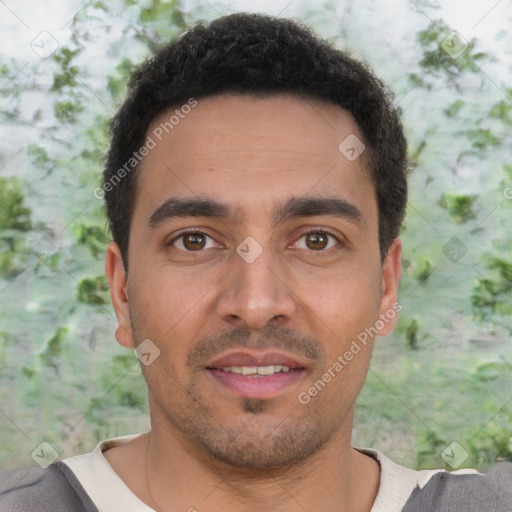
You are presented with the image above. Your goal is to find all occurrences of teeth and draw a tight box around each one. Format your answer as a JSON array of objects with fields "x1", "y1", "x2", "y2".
[{"x1": 221, "y1": 365, "x2": 291, "y2": 375}]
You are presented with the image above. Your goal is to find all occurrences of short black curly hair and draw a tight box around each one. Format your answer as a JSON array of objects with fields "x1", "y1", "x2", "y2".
[{"x1": 103, "y1": 12, "x2": 408, "y2": 270}]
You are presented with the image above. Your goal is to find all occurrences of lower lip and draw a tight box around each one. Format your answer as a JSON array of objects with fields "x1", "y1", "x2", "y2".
[{"x1": 206, "y1": 369, "x2": 306, "y2": 399}]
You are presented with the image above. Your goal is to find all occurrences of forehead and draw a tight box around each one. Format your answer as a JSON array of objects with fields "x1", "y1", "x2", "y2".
[{"x1": 133, "y1": 93, "x2": 375, "y2": 226}]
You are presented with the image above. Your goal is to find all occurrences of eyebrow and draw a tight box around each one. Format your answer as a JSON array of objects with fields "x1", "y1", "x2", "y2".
[{"x1": 148, "y1": 195, "x2": 364, "y2": 228}]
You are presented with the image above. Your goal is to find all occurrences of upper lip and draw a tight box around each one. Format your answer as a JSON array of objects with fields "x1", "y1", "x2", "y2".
[{"x1": 206, "y1": 349, "x2": 307, "y2": 370}]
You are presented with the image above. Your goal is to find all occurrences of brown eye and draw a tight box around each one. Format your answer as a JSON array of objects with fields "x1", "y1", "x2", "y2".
[
  {"x1": 294, "y1": 230, "x2": 340, "y2": 252},
  {"x1": 182, "y1": 233, "x2": 206, "y2": 250},
  {"x1": 305, "y1": 232, "x2": 329, "y2": 250},
  {"x1": 170, "y1": 231, "x2": 217, "y2": 252}
]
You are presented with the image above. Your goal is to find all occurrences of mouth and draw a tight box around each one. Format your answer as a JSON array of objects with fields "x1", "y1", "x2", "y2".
[{"x1": 205, "y1": 350, "x2": 309, "y2": 399}]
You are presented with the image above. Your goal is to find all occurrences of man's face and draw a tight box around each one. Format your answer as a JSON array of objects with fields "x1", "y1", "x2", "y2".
[{"x1": 107, "y1": 93, "x2": 401, "y2": 468}]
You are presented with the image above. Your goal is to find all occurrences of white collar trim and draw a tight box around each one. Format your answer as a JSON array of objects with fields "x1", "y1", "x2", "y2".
[{"x1": 62, "y1": 433, "x2": 479, "y2": 512}]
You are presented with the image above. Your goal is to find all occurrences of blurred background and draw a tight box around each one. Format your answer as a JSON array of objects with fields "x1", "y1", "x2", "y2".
[{"x1": 0, "y1": 0, "x2": 511, "y2": 473}]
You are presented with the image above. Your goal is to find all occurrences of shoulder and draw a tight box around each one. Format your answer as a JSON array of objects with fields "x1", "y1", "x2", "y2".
[
  {"x1": 402, "y1": 461, "x2": 512, "y2": 511},
  {"x1": 0, "y1": 462, "x2": 99, "y2": 512}
]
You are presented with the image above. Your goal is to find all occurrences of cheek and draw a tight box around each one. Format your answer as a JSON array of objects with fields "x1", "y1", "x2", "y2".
[
  {"x1": 300, "y1": 335, "x2": 374, "y2": 422},
  {"x1": 127, "y1": 266, "x2": 218, "y2": 372},
  {"x1": 300, "y1": 266, "x2": 381, "y2": 386},
  {"x1": 129, "y1": 261, "x2": 213, "y2": 322},
  {"x1": 301, "y1": 266, "x2": 381, "y2": 328}
]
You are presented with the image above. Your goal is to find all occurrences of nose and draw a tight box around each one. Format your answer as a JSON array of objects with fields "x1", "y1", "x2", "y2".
[{"x1": 215, "y1": 239, "x2": 297, "y2": 330}]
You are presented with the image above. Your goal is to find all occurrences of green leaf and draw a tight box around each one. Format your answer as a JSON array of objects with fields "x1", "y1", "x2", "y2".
[
  {"x1": 40, "y1": 326, "x2": 70, "y2": 367},
  {"x1": 0, "y1": 176, "x2": 32, "y2": 231},
  {"x1": 444, "y1": 99, "x2": 464, "y2": 118},
  {"x1": 54, "y1": 99, "x2": 84, "y2": 123},
  {"x1": 77, "y1": 275, "x2": 109, "y2": 304},
  {"x1": 406, "y1": 319, "x2": 419, "y2": 350},
  {"x1": 438, "y1": 193, "x2": 477, "y2": 223}
]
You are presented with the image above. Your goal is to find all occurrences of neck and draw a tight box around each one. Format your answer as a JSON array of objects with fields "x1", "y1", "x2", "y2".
[{"x1": 139, "y1": 415, "x2": 379, "y2": 512}]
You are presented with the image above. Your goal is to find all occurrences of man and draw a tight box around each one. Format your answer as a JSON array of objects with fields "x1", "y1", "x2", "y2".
[{"x1": 1, "y1": 11, "x2": 511, "y2": 512}]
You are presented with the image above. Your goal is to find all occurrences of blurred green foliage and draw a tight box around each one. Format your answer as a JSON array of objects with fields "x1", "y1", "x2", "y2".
[
  {"x1": 0, "y1": 177, "x2": 32, "y2": 280},
  {"x1": 438, "y1": 193, "x2": 477, "y2": 223}
]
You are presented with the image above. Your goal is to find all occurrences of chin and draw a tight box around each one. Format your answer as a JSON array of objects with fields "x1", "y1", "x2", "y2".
[{"x1": 191, "y1": 412, "x2": 333, "y2": 469}]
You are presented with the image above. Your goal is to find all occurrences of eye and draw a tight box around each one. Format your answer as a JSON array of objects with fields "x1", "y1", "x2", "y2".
[
  {"x1": 293, "y1": 230, "x2": 341, "y2": 251},
  {"x1": 167, "y1": 229, "x2": 341, "y2": 254},
  {"x1": 169, "y1": 230, "x2": 220, "y2": 252}
]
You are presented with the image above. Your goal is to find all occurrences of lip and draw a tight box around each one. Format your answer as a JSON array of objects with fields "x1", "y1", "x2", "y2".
[
  {"x1": 205, "y1": 349, "x2": 309, "y2": 399},
  {"x1": 206, "y1": 349, "x2": 307, "y2": 370}
]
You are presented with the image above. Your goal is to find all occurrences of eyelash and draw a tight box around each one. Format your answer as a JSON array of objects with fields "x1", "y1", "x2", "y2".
[{"x1": 167, "y1": 228, "x2": 342, "y2": 254}]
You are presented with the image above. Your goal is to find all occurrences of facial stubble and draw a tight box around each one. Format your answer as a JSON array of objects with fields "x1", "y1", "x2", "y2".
[{"x1": 132, "y1": 314, "x2": 346, "y2": 470}]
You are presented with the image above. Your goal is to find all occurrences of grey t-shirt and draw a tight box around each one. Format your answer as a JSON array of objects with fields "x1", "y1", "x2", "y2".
[
  {"x1": 401, "y1": 463, "x2": 512, "y2": 511},
  {"x1": 1, "y1": 433, "x2": 511, "y2": 511}
]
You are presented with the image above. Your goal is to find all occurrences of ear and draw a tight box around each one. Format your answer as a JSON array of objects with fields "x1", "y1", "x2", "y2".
[
  {"x1": 377, "y1": 237, "x2": 402, "y2": 336},
  {"x1": 105, "y1": 241, "x2": 135, "y2": 349}
]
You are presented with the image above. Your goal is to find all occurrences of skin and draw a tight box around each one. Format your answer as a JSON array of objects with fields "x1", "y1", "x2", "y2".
[{"x1": 104, "y1": 93, "x2": 402, "y2": 512}]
